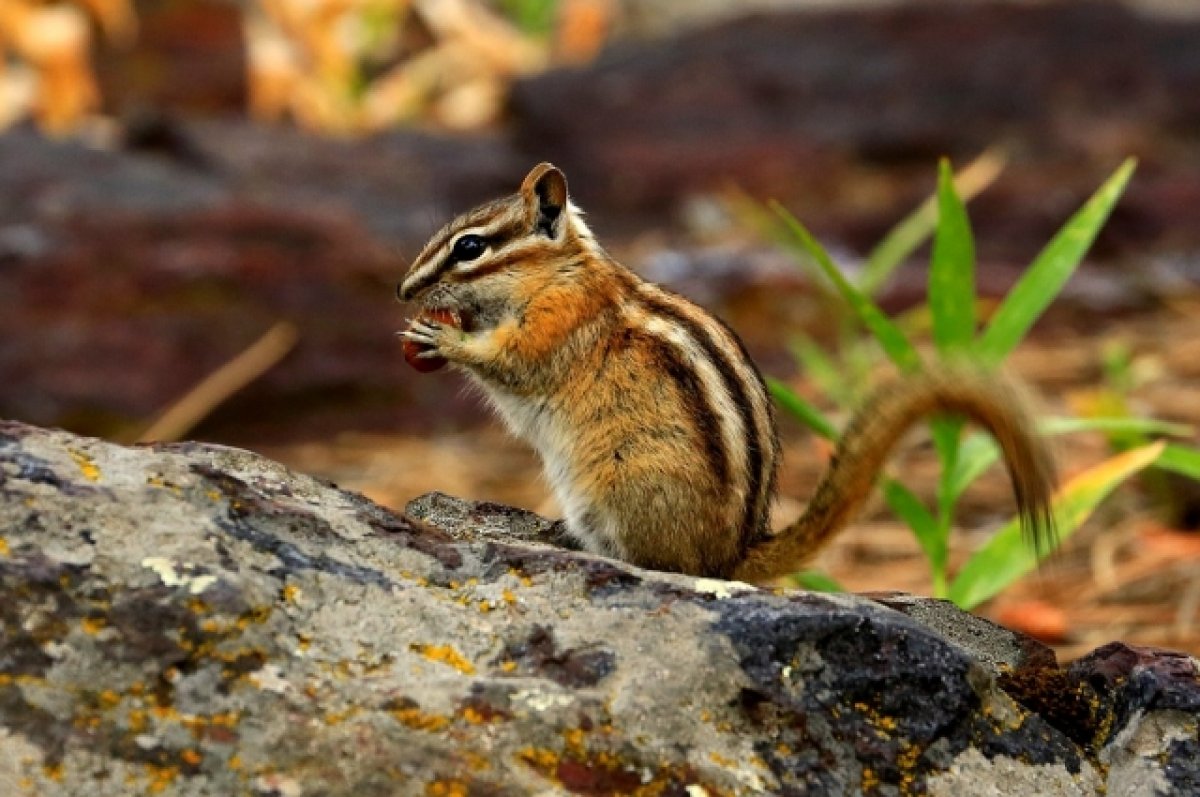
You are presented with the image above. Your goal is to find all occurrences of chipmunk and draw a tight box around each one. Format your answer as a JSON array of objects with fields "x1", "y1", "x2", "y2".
[{"x1": 398, "y1": 163, "x2": 1056, "y2": 583}]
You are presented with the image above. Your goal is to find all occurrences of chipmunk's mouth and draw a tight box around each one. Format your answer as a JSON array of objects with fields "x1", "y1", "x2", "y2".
[{"x1": 414, "y1": 286, "x2": 474, "y2": 331}]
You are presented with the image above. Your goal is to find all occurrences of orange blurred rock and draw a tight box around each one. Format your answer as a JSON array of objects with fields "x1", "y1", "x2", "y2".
[{"x1": 994, "y1": 600, "x2": 1070, "y2": 644}]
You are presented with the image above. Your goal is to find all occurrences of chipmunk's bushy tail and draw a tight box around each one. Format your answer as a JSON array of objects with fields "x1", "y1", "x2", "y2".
[{"x1": 732, "y1": 369, "x2": 1057, "y2": 584}]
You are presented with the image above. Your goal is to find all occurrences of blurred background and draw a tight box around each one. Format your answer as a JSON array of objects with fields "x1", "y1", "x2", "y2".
[{"x1": 3, "y1": 0, "x2": 1199, "y2": 657}]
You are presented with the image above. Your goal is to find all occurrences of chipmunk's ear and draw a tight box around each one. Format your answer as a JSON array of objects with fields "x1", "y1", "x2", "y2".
[{"x1": 520, "y1": 162, "x2": 569, "y2": 239}]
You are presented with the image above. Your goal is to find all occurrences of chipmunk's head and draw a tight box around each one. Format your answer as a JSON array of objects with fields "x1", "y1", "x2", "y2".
[{"x1": 397, "y1": 162, "x2": 594, "y2": 327}]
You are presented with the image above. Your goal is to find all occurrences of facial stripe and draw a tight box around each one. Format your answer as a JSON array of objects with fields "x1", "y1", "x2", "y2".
[
  {"x1": 401, "y1": 198, "x2": 530, "y2": 299},
  {"x1": 449, "y1": 242, "x2": 545, "y2": 283}
]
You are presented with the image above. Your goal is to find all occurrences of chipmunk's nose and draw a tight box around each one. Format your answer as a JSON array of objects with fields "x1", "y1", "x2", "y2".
[{"x1": 397, "y1": 276, "x2": 419, "y2": 302}]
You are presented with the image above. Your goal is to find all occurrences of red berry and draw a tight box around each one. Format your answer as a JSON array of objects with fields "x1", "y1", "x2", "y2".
[{"x1": 403, "y1": 307, "x2": 460, "y2": 373}]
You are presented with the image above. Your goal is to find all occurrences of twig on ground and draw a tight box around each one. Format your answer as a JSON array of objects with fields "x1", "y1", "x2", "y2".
[{"x1": 136, "y1": 321, "x2": 299, "y2": 444}]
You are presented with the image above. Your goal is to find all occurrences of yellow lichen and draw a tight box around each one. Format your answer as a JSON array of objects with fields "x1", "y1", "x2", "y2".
[
  {"x1": 68, "y1": 449, "x2": 101, "y2": 482},
  {"x1": 323, "y1": 707, "x2": 360, "y2": 725},
  {"x1": 562, "y1": 728, "x2": 586, "y2": 755},
  {"x1": 180, "y1": 715, "x2": 209, "y2": 737},
  {"x1": 127, "y1": 708, "x2": 148, "y2": 733},
  {"x1": 0, "y1": 537, "x2": 9, "y2": 557},
  {"x1": 181, "y1": 749, "x2": 203, "y2": 767},
  {"x1": 227, "y1": 754, "x2": 242, "y2": 771},
  {"x1": 896, "y1": 741, "x2": 921, "y2": 774},
  {"x1": 391, "y1": 707, "x2": 450, "y2": 732},
  {"x1": 74, "y1": 714, "x2": 102, "y2": 731},
  {"x1": 146, "y1": 477, "x2": 182, "y2": 495},
  {"x1": 458, "y1": 706, "x2": 491, "y2": 725},
  {"x1": 461, "y1": 751, "x2": 490, "y2": 772},
  {"x1": 425, "y1": 779, "x2": 469, "y2": 797},
  {"x1": 516, "y1": 745, "x2": 560, "y2": 770},
  {"x1": 237, "y1": 606, "x2": 272, "y2": 628},
  {"x1": 412, "y1": 644, "x2": 476, "y2": 675},
  {"x1": 708, "y1": 752, "x2": 735, "y2": 768},
  {"x1": 145, "y1": 764, "x2": 179, "y2": 794},
  {"x1": 81, "y1": 617, "x2": 106, "y2": 634},
  {"x1": 42, "y1": 763, "x2": 64, "y2": 782},
  {"x1": 98, "y1": 690, "x2": 121, "y2": 709},
  {"x1": 282, "y1": 584, "x2": 301, "y2": 603},
  {"x1": 210, "y1": 711, "x2": 240, "y2": 728}
]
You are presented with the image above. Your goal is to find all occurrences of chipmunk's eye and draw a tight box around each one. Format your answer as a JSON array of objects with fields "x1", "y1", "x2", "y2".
[{"x1": 450, "y1": 234, "x2": 487, "y2": 263}]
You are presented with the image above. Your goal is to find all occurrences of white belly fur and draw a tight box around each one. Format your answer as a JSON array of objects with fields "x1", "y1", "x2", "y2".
[{"x1": 479, "y1": 383, "x2": 623, "y2": 558}]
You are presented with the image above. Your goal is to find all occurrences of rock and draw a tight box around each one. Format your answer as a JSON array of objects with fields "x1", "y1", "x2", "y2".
[
  {"x1": 1070, "y1": 643, "x2": 1200, "y2": 796},
  {"x1": 1, "y1": 420, "x2": 1197, "y2": 794}
]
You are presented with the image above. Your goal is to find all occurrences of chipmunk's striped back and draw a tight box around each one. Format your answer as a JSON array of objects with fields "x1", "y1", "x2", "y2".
[
  {"x1": 399, "y1": 163, "x2": 1056, "y2": 582},
  {"x1": 623, "y1": 277, "x2": 781, "y2": 559}
]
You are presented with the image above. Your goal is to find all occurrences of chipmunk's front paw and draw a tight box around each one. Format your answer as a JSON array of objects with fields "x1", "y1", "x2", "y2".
[
  {"x1": 407, "y1": 315, "x2": 462, "y2": 348},
  {"x1": 401, "y1": 311, "x2": 468, "y2": 372}
]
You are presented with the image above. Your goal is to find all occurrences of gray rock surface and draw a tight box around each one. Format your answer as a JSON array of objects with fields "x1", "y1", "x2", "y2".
[{"x1": 0, "y1": 420, "x2": 1196, "y2": 795}]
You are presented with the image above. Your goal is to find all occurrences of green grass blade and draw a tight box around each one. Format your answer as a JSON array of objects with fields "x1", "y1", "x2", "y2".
[
  {"x1": 930, "y1": 159, "x2": 976, "y2": 354},
  {"x1": 977, "y1": 159, "x2": 1136, "y2": 366},
  {"x1": 931, "y1": 418, "x2": 963, "y2": 598},
  {"x1": 883, "y1": 479, "x2": 945, "y2": 575},
  {"x1": 946, "y1": 433, "x2": 1003, "y2": 503},
  {"x1": 932, "y1": 416, "x2": 964, "y2": 511},
  {"x1": 791, "y1": 570, "x2": 845, "y2": 592},
  {"x1": 1042, "y1": 416, "x2": 1193, "y2": 438},
  {"x1": 767, "y1": 378, "x2": 839, "y2": 441},
  {"x1": 787, "y1": 335, "x2": 851, "y2": 405},
  {"x1": 770, "y1": 201, "x2": 922, "y2": 373},
  {"x1": 1155, "y1": 444, "x2": 1200, "y2": 480},
  {"x1": 860, "y1": 149, "x2": 1005, "y2": 296},
  {"x1": 949, "y1": 441, "x2": 1165, "y2": 609}
]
